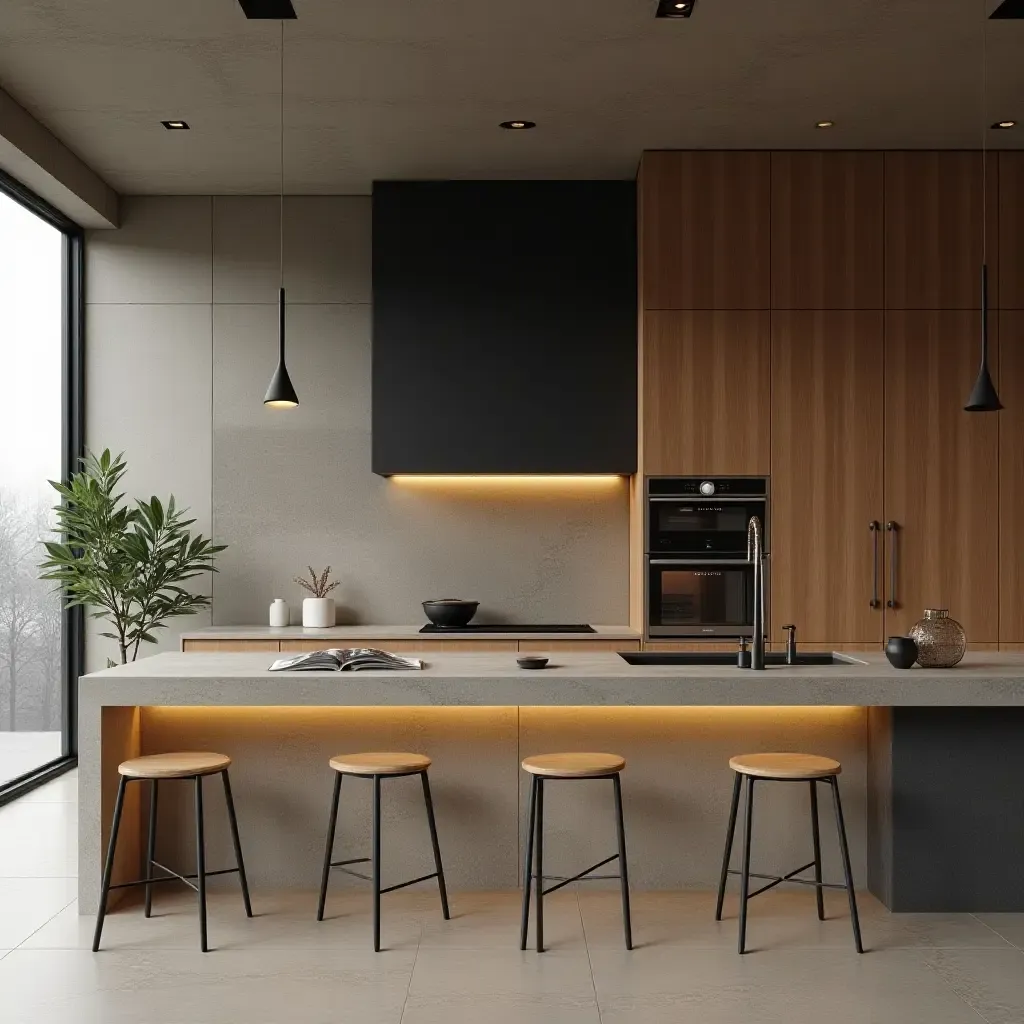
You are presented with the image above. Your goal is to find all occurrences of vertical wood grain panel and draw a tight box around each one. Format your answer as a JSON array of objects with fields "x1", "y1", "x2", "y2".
[
  {"x1": 884, "y1": 152, "x2": 998, "y2": 309},
  {"x1": 999, "y1": 311, "x2": 1024, "y2": 640},
  {"x1": 640, "y1": 151, "x2": 770, "y2": 309},
  {"x1": 771, "y1": 152, "x2": 883, "y2": 309},
  {"x1": 643, "y1": 310, "x2": 770, "y2": 475},
  {"x1": 884, "y1": 312, "x2": 999, "y2": 640},
  {"x1": 771, "y1": 312, "x2": 885, "y2": 643},
  {"x1": 999, "y1": 152, "x2": 1024, "y2": 309}
]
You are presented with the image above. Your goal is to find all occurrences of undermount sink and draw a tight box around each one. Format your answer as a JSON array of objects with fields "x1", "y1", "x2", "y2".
[{"x1": 618, "y1": 651, "x2": 853, "y2": 667}]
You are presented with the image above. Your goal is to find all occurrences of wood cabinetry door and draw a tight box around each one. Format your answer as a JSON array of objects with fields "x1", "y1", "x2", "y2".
[
  {"x1": 1000, "y1": 311, "x2": 1024, "y2": 641},
  {"x1": 884, "y1": 312, "x2": 999, "y2": 640},
  {"x1": 770, "y1": 312, "x2": 885, "y2": 644},
  {"x1": 884, "y1": 151, "x2": 997, "y2": 309},
  {"x1": 999, "y1": 153, "x2": 1024, "y2": 309},
  {"x1": 771, "y1": 152, "x2": 883, "y2": 310},
  {"x1": 643, "y1": 310, "x2": 770, "y2": 475},
  {"x1": 640, "y1": 151, "x2": 770, "y2": 310}
]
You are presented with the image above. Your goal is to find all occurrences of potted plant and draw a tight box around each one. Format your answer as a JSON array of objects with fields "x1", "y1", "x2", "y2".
[
  {"x1": 295, "y1": 566, "x2": 340, "y2": 627},
  {"x1": 38, "y1": 450, "x2": 226, "y2": 665}
]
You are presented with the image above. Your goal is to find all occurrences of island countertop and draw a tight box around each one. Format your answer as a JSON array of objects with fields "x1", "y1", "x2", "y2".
[{"x1": 178, "y1": 624, "x2": 642, "y2": 642}]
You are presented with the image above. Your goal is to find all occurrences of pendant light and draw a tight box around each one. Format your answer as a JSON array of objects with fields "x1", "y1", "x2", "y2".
[
  {"x1": 964, "y1": 1, "x2": 1002, "y2": 412},
  {"x1": 264, "y1": 18, "x2": 299, "y2": 409}
]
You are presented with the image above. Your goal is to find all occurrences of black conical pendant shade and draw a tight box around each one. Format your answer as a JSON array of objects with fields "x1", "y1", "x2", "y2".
[
  {"x1": 264, "y1": 287, "x2": 299, "y2": 407},
  {"x1": 964, "y1": 265, "x2": 1002, "y2": 412}
]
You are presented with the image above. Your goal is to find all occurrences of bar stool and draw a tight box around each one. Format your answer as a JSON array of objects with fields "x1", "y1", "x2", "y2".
[
  {"x1": 93, "y1": 752, "x2": 252, "y2": 953},
  {"x1": 715, "y1": 752, "x2": 863, "y2": 954},
  {"x1": 316, "y1": 752, "x2": 450, "y2": 951},
  {"x1": 520, "y1": 752, "x2": 632, "y2": 953}
]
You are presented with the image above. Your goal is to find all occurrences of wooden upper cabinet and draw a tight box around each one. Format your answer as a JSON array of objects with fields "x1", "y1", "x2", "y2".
[
  {"x1": 883, "y1": 311, "x2": 999, "y2": 641},
  {"x1": 999, "y1": 152, "x2": 1024, "y2": 308},
  {"x1": 884, "y1": 151, "x2": 998, "y2": 309},
  {"x1": 642, "y1": 310, "x2": 770, "y2": 475},
  {"x1": 639, "y1": 151, "x2": 770, "y2": 310},
  {"x1": 999, "y1": 311, "x2": 1024, "y2": 640},
  {"x1": 771, "y1": 152, "x2": 883, "y2": 309},
  {"x1": 770, "y1": 312, "x2": 885, "y2": 643}
]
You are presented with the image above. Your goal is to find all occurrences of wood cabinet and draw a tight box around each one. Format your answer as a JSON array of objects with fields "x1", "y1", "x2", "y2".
[
  {"x1": 883, "y1": 311, "x2": 1000, "y2": 640},
  {"x1": 770, "y1": 312, "x2": 885, "y2": 644},
  {"x1": 642, "y1": 310, "x2": 770, "y2": 475},
  {"x1": 999, "y1": 153, "x2": 1024, "y2": 309},
  {"x1": 182, "y1": 640, "x2": 280, "y2": 653},
  {"x1": 640, "y1": 151, "x2": 770, "y2": 310},
  {"x1": 279, "y1": 639, "x2": 518, "y2": 653},
  {"x1": 771, "y1": 152, "x2": 883, "y2": 309},
  {"x1": 884, "y1": 151, "x2": 997, "y2": 309},
  {"x1": 1000, "y1": 311, "x2": 1024, "y2": 641}
]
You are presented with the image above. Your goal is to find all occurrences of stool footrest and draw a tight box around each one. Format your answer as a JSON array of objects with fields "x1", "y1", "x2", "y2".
[
  {"x1": 727, "y1": 863, "x2": 849, "y2": 900},
  {"x1": 108, "y1": 866, "x2": 241, "y2": 893},
  {"x1": 531, "y1": 853, "x2": 620, "y2": 897},
  {"x1": 329, "y1": 857, "x2": 439, "y2": 896}
]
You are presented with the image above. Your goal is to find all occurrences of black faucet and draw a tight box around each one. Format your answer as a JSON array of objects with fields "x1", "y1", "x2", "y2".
[
  {"x1": 747, "y1": 516, "x2": 766, "y2": 670},
  {"x1": 782, "y1": 624, "x2": 797, "y2": 665}
]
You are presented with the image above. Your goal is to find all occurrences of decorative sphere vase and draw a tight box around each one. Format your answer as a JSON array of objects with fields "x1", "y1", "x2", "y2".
[
  {"x1": 908, "y1": 609, "x2": 966, "y2": 668},
  {"x1": 885, "y1": 636, "x2": 918, "y2": 670}
]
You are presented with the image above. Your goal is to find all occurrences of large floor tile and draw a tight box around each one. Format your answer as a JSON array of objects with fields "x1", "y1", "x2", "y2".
[
  {"x1": 401, "y1": 992, "x2": 601, "y2": 1024},
  {"x1": 973, "y1": 912, "x2": 1024, "y2": 949},
  {"x1": 922, "y1": 947, "x2": 1024, "y2": 1024},
  {"x1": 0, "y1": 877, "x2": 77, "y2": 946},
  {"x1": 0, "y1": 947, "x2": 415, "y2": 1024},
  {"x1": 590, "y1": 947, "x2": 987, "y2": 1023},
  {"x1": 16, "y1": 772, "x2": 78, "y2": 804},
  {"x1": 0, "y1": 801, "x2": 77, "y2": 877},
  {"x1": 26, "y1": 889, "x2": 420, "y2": 952},
  {"x1": 408, "y1": 947, "x2": 595, "y2": 998}
]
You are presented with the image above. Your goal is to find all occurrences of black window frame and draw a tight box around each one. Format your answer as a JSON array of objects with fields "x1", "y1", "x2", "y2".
[{"x1": 0, "y1": 167, "x2": 84, "y2": 806}]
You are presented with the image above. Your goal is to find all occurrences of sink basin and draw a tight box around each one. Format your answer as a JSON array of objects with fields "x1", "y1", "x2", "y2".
[{"x1": 618, "y1": 651, "x2": 850, "y2": 667}]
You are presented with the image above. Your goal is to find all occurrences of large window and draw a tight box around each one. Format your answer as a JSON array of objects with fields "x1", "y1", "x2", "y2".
[{"x1": 0, "y1": 171, "x2": 82, "y2": 798}]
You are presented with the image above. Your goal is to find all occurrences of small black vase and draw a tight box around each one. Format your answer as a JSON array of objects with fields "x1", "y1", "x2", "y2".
[{"x1": 885, "y1": 636, "x2": 918, "y2": 670}]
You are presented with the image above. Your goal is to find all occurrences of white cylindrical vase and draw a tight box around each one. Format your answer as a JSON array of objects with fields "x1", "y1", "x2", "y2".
[
  {"x1": 302, "y1": 597, "x2": 335, "y2": 628},
  {"x1": 269, "y1": 598, "x2": 289, "y2": 627}
]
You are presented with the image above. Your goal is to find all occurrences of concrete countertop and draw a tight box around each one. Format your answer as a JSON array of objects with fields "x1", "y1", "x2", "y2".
[
  {"x1": 81, "y1": 650, "x2": 1024, "y2": 707},
  {"x1": 179, "y1": 624, "x2": 642, "y2": 642}
]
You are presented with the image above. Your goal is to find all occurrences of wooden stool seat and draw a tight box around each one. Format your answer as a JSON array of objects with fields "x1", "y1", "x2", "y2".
[
  {"x1": 329, "y1": 752, "x2": 431, "y2": 775},
  {"x1": 728, "y1": 752, "x2": 841, "y2": 780},
  {"x1": 118, "y1": 752, "x2": 232, "y2": 779},
  {"x1": 522, "y1": 752, "x2": 626, "y2": 777}
]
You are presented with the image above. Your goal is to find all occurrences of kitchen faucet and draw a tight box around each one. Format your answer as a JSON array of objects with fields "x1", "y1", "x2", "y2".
[{"x1": 747, "y1": 516, "x2": 766, "y2": 670}]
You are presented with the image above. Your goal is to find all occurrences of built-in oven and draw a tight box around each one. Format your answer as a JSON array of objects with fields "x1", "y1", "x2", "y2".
[{"x1": 645, "y1": 477, "x2": 769, "y2": 639}]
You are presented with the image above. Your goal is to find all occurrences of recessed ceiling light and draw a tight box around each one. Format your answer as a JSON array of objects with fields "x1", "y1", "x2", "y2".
[
  {"x1": 992, "y1": 119, "x2": 1017, "y2": 129},
  {"x1": 656, "y1": 0, "x2": 695, "y2": 16},
  {"x1": 815, "y1": 120, "x2": 835, "y2": 129},
  {"x1": 500, "y1": 120, "x2": 536, "y2": 130},
  {"x1": 161, "y1": 120, "x2": 190, "y2": 130}
]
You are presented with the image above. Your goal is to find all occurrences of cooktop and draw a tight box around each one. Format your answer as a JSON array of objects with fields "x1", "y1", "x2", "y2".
[{"x1": 419, "y1": 623, "x2": 596, "y2": 634}]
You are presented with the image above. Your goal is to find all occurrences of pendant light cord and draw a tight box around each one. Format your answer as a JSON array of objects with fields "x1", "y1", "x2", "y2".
[
  {"x1": 980, "y1": 0, "x2": 988, "y2": 361},
  {"x1": 279, "y1": 18, "x2": 286, "y2": 361}
]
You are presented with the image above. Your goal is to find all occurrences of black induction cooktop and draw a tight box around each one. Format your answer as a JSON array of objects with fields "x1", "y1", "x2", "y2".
[{"x1": 419, "y1": 623, "x2": 596, "y2": 634}]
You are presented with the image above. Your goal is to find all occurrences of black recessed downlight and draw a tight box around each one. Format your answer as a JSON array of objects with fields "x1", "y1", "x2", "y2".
[
  {"x1": 656, "y1": 0, "x2": 696, "y2": 17},
  {"x1": 992, "y1": 120, "x2": 1017, "y2": 129},
  {"x1": 238, "y1": 0, "x2": 297, "y2": 18},
  {"x1": 161, "y1": 120, "x2": 190, "y2": 130},
  {"x1": 500, "y1": 120, "x2": 536, "y2": 130}
]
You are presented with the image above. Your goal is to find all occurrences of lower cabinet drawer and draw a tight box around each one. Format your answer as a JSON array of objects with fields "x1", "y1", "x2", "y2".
[
  {"x1": 183, "y1": 640, "x2": 280, "y2": 653},
  {"x1": 518, "y1": 640, "x2": 640, "y2": 652}
]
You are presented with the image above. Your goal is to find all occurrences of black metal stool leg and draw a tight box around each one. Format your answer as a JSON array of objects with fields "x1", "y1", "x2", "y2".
[
  {"x1": 716, "y1": 771, "x2": 742, "y2": 921},
  {"x1": 317, "y1": 772, "x2": 342, "y2": 922},
  {"x1": 420, "y1": 771, "x2": 450, "y2": 920},
  {"x1": 144, "y1": 779, "x2": 159, "y2": 918},
  {"x1": 612, "y1": 773, "x2": 633, "y2": 950},
  {"x1": 92, "y1": 775, "x2": 128, "y2": 952},
  {"x1": 809, "y1": 780, "x2": 825, "y2": 921},
  {"x1": 520, "y1": 774, "x2": 538, "y2": 950},
  {"x1": 829, "y1": 776, "x2": 864, "y2": 953},
  {"x1": 195, "y1": 774, "x2": 208, "y2": 952},
  {"x1": 372, "y1": 773, "x2": 382, "y2": 952},
  {"x1": 534, "y1": 777, "x2": 545, "y2": 953},
  {"x1": 221, "y1": 769, "x2": 252, "y2": 917},
  {"x1": 737, "y1": 775, "x2": 755, "y2": 954}
]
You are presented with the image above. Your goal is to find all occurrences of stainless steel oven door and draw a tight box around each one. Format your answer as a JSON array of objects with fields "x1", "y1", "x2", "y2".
[{"x1": 646, "y1": 559, "x2": 767, "y2": 639}]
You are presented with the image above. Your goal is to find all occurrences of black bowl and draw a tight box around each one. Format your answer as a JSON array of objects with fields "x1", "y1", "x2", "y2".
[
  {"x1": 517, "y1": 656, "x2": 549, "y2": 670},
  {"x1": 422, "y1": 599, "x2": 479, "y2": 628}
]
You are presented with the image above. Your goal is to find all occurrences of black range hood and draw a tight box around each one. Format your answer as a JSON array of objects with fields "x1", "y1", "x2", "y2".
[{"x1": 371, "y1": 181, "x2": 637, "y2": 476}]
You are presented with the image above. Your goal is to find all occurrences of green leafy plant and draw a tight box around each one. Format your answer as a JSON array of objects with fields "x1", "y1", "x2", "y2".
[
  {"x1": 294, "y1": 566, "x2": 340, "y2": 599},
  {"x1": 38, "y1": 450, "x2": 226, "y2": 665}
]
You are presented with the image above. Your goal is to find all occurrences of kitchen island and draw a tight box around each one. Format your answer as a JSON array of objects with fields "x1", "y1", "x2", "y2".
[{"x1": 79, "y1": 650, "x2": 1024, "y2": 915}]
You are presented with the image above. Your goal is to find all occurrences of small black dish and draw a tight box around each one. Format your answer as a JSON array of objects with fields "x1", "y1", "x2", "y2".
[
  {"x1": 517, "y1": 656, "x2": 549, "y2": 670},
  {"x1": 885, "y1": 635, "x2": 918, "y2": 670}
]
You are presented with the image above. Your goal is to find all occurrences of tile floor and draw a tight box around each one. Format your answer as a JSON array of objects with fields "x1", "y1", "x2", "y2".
[{"x1": 2, "y1": 769, "x2": 1024, "y2": 1022}]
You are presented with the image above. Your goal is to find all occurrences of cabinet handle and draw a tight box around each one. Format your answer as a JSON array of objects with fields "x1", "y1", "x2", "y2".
[
  {"x1": 886, "y1": 521, "x2": 898, "y2": 609},
  {"x1": 869, "y1": 521, "x2": 880, "y2": 609}
]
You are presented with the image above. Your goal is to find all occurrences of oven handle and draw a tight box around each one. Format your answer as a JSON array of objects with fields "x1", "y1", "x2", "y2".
[
  {"x1": 649, "y1": 559, "x2": 760, "y2": 566},
  {"x1": 647, "y1": 497, "x2": 766, "y2": 503}
]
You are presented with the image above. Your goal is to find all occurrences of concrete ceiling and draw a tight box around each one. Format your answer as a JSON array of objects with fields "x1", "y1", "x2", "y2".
[{"x1": 0, "y1": 0, "x2": 1022, "y2": 196}]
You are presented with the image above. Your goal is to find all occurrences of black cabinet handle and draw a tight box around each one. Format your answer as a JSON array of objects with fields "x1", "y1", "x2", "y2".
[
  {"x1": 886, "y1": 521, "x2": 898, "y2": 609},
  {"x1": 869, "y1": 521, "x2": 880, "y2": 609}
]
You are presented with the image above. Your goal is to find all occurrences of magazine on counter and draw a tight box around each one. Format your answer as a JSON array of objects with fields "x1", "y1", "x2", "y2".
[{"x1": 269, "y1": 648, "x2": 424, "y2": 672}]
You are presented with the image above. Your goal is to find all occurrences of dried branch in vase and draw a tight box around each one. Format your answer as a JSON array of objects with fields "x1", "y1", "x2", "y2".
[{"x1": 293, "y1": 565, "x2": 341, "y2": 599}]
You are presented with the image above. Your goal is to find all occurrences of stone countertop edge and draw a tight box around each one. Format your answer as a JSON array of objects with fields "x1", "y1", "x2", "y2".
[
  {"x1": 79, "y1": 650, "x2": 1024, "y2": 707},
  {"x1": 178, "y1": 624, "x2": 641, "y2": 640}
]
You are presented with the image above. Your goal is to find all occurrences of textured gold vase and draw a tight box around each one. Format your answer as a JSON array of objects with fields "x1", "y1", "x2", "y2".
[{"x1": 908, "y1": 609, "x2": 966, "y2": 668}]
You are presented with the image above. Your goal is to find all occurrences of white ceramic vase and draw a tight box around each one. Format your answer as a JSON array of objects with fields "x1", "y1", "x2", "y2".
[
  {"x1": 269, "y1": 598, "x2": 289, "y2": 627},
  {"x1": 302, "y1": 597, "x2": 335, "y2": 628}
]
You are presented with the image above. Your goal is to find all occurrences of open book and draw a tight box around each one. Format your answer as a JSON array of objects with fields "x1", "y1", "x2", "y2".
[{"x1": 269, "y1": 648, "x2": 424, "y2": 672}]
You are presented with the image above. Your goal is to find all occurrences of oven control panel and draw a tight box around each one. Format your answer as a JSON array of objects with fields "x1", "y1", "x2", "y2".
[{"x1": 647, "y1": 477, "x2": 768, "y2": 498}]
